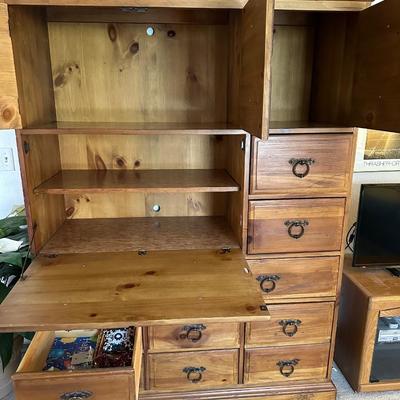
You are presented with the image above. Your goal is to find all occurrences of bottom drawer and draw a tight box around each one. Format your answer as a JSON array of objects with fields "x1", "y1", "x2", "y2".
[
  {"x1": 244, "y1": 343, "x2": 330, "y2": 384},
  {"x1": 13, "y1": 328, "x2": 142, "y2": 400},
  {"x1": 148, "y1": 350, "x2": 238, "y2": 391}
]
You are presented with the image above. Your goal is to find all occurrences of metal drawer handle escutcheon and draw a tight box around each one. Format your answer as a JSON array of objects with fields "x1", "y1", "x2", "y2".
[
  {"x1": 256, "y1": 274, "x2": 280, "y2": 293},
  {"x1": 285, "y1": 220, "x2": 309, "y2": 239},
  {"x1": 60, "y1": 391, "x2": 93, "y2": 400},
  {"x1": 279, "y1": 319, "x2": 302, "y2": 337},
  {"x1": 179, "y1": 324, "x2": 207, "y2": 342},
  {"x1": 289, "y1": 158, "x2": 315, "y2": 178},
  {"x1": 277, "y1": 359, "x2": 300, "y2": 377},
  {"x1": 183, "y1": 366, "x2": 206, "y2": 383}
]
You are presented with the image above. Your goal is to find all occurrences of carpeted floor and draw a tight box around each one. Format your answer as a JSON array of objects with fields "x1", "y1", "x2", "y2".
[{"x1": 333, "y1": 364, "x2": 400, "y2": 400}]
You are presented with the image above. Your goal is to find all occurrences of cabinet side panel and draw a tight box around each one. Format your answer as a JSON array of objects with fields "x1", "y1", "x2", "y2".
[
  {"x1": 0, "y1": 3, "x2": 21, "y2": 129},
  {"x1": 17, "y1": 133, "x2": 65, "y2": 253},
  {"x1": 9, "y1": 6, "x2": 56, "y2": 127}
]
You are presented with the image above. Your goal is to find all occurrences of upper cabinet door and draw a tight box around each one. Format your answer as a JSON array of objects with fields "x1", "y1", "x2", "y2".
[
  {"x1": 0, "y1": 4, "x2": 21, "y2": 129},
  {"x1": 351, "y1": 0, "x2": 400, "y2": 133},
  {"x1": 239, "y1": 0, "x2": 274, "y2": 139}
]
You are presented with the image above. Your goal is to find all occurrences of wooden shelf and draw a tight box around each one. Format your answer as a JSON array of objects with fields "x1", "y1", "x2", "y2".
[
  {"x1": 269, "y1": 121, "x2": 355, "y2": 134},
  {"x1": 0, "y1": 249, "x2": 269, "y2": 332},
  {"x1": 34, "y1": 169, "x2": 240, "y2": 195},
  {"x1": 41, "y1": 216, "x2": 239, "y2": 255},
  {"x1": 22, "y1": 122, "x2": 246, "y2": 136}
]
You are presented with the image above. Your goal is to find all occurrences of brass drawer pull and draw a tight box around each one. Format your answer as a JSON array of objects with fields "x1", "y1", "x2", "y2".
[
  {"x1": 289, "y1": 158, "x2": 315, "y2": 178},
  {"x1": 60, "y1": 391, "x2": 93, "y2": 400},
  {"x1": 256, "y1": 274, "x2": 280, "y2": 293},
  {"x1": 277, "y1": 359, "x2": 300, "y2": 377},
  {"x1": 285, "y1": 220, "x2": 309, "y2": 239},
  {"x1": 279, "y1": 319, "x2": 302, "y2": 337},
  {"x1": 183, "y1": 366, "x2": 206, "y2": 383},
  {"x1": 179, "y1": 324, "x2": 206, "y2": 342}
]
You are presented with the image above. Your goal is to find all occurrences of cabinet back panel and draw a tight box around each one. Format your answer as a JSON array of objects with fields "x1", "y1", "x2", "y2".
[
  {"x1": 64, "y1": 192, "x2": 227, "y2": 219},
  {"x1": 270, "y1": 22, "x2": 315, "y2": 122},
  {"x1": 48, "y1": 22, "x2": 228, "y2": 123},
  {"x1": 59, "y1": 135, "x2": 226, "y2": 169},
  {"x1": 271, "y1": 10, "x2": 356, "y2": 126}
]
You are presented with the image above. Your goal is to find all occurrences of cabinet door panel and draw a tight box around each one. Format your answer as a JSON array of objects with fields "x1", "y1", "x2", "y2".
[
  {"x1": 239, "y1": 0, "x2": 273, "y2": 139},
  {"x1": 352, "y1": 0, "x2": 400, "y2": 133},
  {"x1": 0, "y1": 4, "x2": 21, "y2": 129}
]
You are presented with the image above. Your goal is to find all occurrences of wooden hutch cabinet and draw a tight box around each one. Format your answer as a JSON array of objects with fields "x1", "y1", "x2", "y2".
[{"x1": 0, "y1": 0, "x2": 398, "y2": 399}]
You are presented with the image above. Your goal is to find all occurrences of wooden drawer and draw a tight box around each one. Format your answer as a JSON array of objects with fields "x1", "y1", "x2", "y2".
[
  {"x1": 248, "y1": 198, "x2": 345, "y2": 254},
  {"x1": 148, "y1": 322, "x2": 240, "y2": 352},
  {"x1": 248, "y1": 257, "x2": 339, "y2": 300},
  {"x1": 13, "y1": 329, "x2": 142, "y2": 400},
  {"x1": 148, "y1": 350, "x2": 238, "y2": 390},
  {"x1": 251, "y1": 134, "x2": 353, "y2": 197},
  {"x1": 246, "y1": 302, "x2": 334, "y2": 347},
  {"x1": 244, "y1": 343, "x2": 330, "y2": 384}
]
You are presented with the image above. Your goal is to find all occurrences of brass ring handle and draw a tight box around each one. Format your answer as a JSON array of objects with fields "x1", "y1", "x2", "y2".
[
  {"x1": 179, "y1": 324, "x2": 206, "y2": 342},
  {"x1": 277, "y1": 359, "x2": 300, "y2": 378},
  {"x1": 256, "y1": 274, "x2": 280, "y2": 293},
  {"x1": 285, "y1": 220, "x2": 309, "y2": 240},
  {"x1": 289, "y1": 158, "x2": 315, "y2": 179},
  {"x1": 183, "y1": 367, "x2": 206, "y2": 383},
  {"x1": 279, "y1": 319, "x2": 302, "y2": 337},
  {"x1": 60, "y1": 391, "x2": 93, "y2": 400}
]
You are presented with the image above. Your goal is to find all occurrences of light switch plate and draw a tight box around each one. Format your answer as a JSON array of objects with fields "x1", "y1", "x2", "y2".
[{"x1": 0, "y1": 147, "x2": 15, "y2": 171}]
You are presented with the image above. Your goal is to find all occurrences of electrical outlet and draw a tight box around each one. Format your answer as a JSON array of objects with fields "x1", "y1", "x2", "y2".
[{"x1": 0, "y1": 147, "x2": 15, "y2": 171}]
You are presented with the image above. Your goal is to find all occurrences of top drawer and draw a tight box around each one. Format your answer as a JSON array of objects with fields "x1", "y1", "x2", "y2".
[{"x1": 251, "y1": 134, "x2": 354, "y2": 197}]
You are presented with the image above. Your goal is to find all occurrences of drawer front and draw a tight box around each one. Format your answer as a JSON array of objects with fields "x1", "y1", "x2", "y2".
[
  {"x1": 14, "y1": 374, "x2": 132, "y2": 400},
  {"x1": 244, "y1": 343, "x2": 330, "y2": 384},
  {"x1": 251, "y1": 134, "x2": 353, "y2": 197},
  {"x1": 148, "y1": 322, "x2": 240, "y2": 352},
  {"x1": 248, "y1": 257, "x2": 339, "y2": 300},
  {"x1": 246, "y1": 302, "x2": 334, "y2": 347},
  {"x1": 248, "y1": 199, "x2": 345, "y2": 254},
  {"x1": 148, "y1": 350, "x2": 238, "y2": 390}
]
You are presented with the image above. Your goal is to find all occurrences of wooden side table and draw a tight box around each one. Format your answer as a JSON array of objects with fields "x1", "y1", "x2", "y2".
[{"x1": 335, "y1": 256, "x2": 400, "y2": 392}]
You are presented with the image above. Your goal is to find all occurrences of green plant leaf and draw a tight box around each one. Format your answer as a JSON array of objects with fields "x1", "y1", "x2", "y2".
[
  {"x1": 0, "y1": 252, "x2": 23, "y2": 267},
  {"x1": 0, "y1": 216, "x2": 27, "y2": 239},
  {"x1": 0, "y1": 333, "x2": 13, "y2": 371}
]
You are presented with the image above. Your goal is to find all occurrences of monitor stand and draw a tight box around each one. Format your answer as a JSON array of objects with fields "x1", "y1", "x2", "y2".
[{"x1": 386, "y1": 268, "x2": 400, "y2": 278}]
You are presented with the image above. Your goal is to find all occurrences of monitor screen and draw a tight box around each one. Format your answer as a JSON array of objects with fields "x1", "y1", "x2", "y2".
[{"x1": 353, "y1": 184, "x2": 400, "y2": 267}]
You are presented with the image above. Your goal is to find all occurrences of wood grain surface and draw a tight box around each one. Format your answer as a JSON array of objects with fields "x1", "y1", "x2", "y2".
[
  {"x1": 0, "y1": 3, "x2": 21, "y2": 128},
  {"x1": 148, "y1": 350, "x2": 238, "y2": 390},
  {"x1": 275, "y1": 0, "x2": 371, "y2": 11},
  {"x1": 246, "y1": 302, "x2": 334, "y2": 347},
  {"x1": 0, "y1": 249, "x2": 270, "y2": 332},
  {"x1": 48, "y1": 21, "x2": 228, "y2": 124},
  {"x1": 239, "y1": 0, "x2": 273, "y2": 139},
  {"x1": 248, "y1": 256, "x2": 340, "y2": 301},
  {"x1": 41, "y1": 217, "x2": 239, "y2": 254},
  {"x1": 34, "y1": 169, "x2": 240, "y2": 194},
  {"x1": 244, "y1": 343, "x2": 330, "y2": 384},
  {"x1": 248, "y1": 198, "x2": 346, "y2": 254},
  {"x1": 251, "y1": 134, "x2": 353, "y2": 197},
  {"x1": 148, "y1": 322, "x2": 240, "y2": 352}
]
